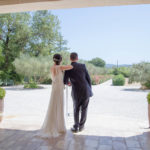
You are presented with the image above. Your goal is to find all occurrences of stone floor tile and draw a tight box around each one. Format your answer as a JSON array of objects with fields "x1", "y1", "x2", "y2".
[
  {"x1": 85, "y1": 139, "x2": 99, "y2": 148},
  {"x1": 68, "y1": 140, "x2": 83, "y2": 150},
  {"x1": 113, "y1": 141, "x2": 127, "y2": 150},
  {"x1": 38, "y1": 146, "x2": 52, "y2": 150},
  {"x1": 112, "y1": 137, "x2": 125, "y2": 141},
  {"x1": 127, "y1": 148, "x2": 142, "y2": 150},
  {"x1": 99, "y1": 137, "x2": 113, "y2": 145},
  {"x1": 83, "y1": 146, "x2": 97, "y2": 150},
  {"x1": 87, "y1": 135, "x2": 100, "y2": 141},
  {"x1": 125, "y1": 139, "x2": 141, "y2": 148},
  {"x1": 98, "y1": 145, "x2": 112, "y2": 150},
  {"x1": 55, "y1": 140, "x2": 70, "y2": 149}
]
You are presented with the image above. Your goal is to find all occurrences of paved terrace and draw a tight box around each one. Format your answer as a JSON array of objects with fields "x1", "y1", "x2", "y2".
[{"x1": 0, "y1": 80, "x2": 150, "y2": 150}]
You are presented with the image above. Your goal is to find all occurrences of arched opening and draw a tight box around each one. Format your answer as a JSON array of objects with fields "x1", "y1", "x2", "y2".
[{"x1": 0, "y1": 1, "x2": 150, "y2": 150}]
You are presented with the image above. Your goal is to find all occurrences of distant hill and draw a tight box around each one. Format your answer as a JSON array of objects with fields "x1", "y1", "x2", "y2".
[{"x1": 106, "y1": 64, "x2": 132, "y2": 68}]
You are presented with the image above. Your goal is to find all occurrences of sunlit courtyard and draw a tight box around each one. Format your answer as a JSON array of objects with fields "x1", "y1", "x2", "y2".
[{"x1": 0, "y1": 80, "x2": 150, "y2": 150}]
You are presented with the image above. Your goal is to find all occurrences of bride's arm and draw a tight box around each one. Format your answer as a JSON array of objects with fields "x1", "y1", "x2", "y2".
[{"x1": 60, "y1": 65, "x2": 73, "y2": 71}]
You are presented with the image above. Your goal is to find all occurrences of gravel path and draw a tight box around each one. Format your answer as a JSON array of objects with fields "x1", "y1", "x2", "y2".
[{"x1": 2, "y1": 80, "x2": 150, "y2": 124}]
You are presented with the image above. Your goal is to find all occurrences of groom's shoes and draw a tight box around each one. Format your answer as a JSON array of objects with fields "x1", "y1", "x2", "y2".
[
  {"x1": 71, "y1": 127, "x2": 79, "y2": 133},
  {"x1": 79, "y1": 126, "x2": 84, "y2": 132}
]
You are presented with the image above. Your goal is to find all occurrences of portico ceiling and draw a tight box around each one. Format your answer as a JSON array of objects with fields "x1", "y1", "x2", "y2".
[{"x1": 0, "y1": 0, "x2": 150, "y2": 14}]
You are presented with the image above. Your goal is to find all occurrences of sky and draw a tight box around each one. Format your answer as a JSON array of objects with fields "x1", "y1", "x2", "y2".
[{"x1": 51, "y1": 4, "x2": 150, "y2": 65}]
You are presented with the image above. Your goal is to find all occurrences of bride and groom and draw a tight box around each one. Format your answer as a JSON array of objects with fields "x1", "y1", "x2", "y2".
[{"x1": 39, "y1": 52, "x2": 93, "y2": 138}]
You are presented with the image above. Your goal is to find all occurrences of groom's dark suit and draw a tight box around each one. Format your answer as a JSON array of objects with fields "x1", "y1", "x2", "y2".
[{"x1": 64, "y1": 62, "x2": 93, "y2": 129}]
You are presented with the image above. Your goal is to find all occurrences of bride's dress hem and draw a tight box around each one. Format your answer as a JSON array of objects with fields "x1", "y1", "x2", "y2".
[{"x1": 35, "y1": 129, "x2": 67, "y2": 138}]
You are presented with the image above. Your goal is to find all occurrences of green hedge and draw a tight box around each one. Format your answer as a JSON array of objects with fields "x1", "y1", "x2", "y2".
[
  {"x1": 113, "y1": 74, "x2": 125, "y2": 86},
  {"x1": 0, "y1": 88, "x2": 6, "y2": 99},
  {"x1": 147, "y1": 93, "x2": 150, "y2": 104}
]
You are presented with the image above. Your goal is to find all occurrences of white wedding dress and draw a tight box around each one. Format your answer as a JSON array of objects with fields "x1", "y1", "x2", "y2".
[{"x1": 38, "y1": 65, "x2": 66, "y2": 138}]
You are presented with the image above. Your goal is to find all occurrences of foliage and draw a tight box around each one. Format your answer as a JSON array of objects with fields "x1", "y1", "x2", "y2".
[
  {"x1": 145, "y1": 82, "x2": 150, "y2": 89},
  {"x1": 0, "y1": 12, "x2": 31, "y2": 84},
  {"x1": 119, "y1": 67, "x2": 131, "y2": 77},
  {"x1": 129, "y1": 62, "x2": 150, "y2": 88},
  {"x1": 0, "y1": 11, "x2": 68, "y2": 84},
  {"x1": 55, "y1": 33, "x2": 69, "y2": 52},
  {"x1": 30, "y1": 10, "x2": 68, "y2": 56},
  {"x1": 0, "y1": 41, "x2": 4, "y2": 66},
  {"x1": 0, "y1": 88, "x2": 6, "y2": 99},
  {"x1": 0, "y1": 79, "x2": 3, "y2": 86},
  {"x1": 147, "y1": 93, "x2": 150, "y2": 104},
  {"x1": 59, "y1": 51, "x2": 70, "y2": 65},
  {"x1": 88, "y1": 57, "x2": 106, "y2": 67},
  {"x1": 112, "y1": 67, "x2": 131, "y2": 77},
  {"x1": 41, "y1": 78, "x2": 52, "y2": 84},
  {"x1": 112, "y1": 68, "x2": 120, "y2": 75},
  {"x1": 0, "y1": 13, "x2": 31, "y2": 71},
  {"x1": 79, "y1": 60, "x2": 108, "y2": 75},
  {"x1": 24, "y1": 79, "x2": 38, "y2": 89},
  {"x1": 113, "y1": 74, "x2": 125, "y2": 86},
  {"x1": 14, "y1": 54, "x2": 52, "y2": 83}
]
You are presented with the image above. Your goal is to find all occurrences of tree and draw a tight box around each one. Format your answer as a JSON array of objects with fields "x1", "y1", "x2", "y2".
[
  {"x1": 55, "y1": 33, "x2": 69, "y2": 52},
  {"x1": 29, "y1": 10, "x2": 68, "y2": 56},
  {"x1": 89, "y1": 57, "x2": 106, "y2": 67},
  {"x1": 13, "y1": 54, "x2": 52, "y2": 83},
  {"x1": 0, "y1": 13, "x2": 31, "y2": 82},
  {"x1": 0, "y1": 41, "x2": 4, "y2": 67},
  {"x1": 0, "y1": 10, "x2": 69, "y2": 83},
  {"x1": 0, "y1": 13, "x2": 31, "y2": 71}
]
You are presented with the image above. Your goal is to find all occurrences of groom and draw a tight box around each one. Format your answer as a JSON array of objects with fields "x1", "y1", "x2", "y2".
[{"x1": 64, "y1": 52, "x2": 93, "y2": 132}]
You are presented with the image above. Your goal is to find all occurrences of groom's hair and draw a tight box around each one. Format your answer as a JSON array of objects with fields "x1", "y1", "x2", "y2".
[{"x1": 70, "y1": 52, "x2": 78, "y2": 61}]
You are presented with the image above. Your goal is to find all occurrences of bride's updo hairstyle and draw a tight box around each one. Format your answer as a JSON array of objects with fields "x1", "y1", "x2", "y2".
[{"x1": 53, "y1": 54, "x2": 62, "y2": 65}]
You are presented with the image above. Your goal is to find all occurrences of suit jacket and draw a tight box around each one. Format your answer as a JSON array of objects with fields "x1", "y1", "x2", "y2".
[{"x1": 64, "y1": 62, "x2": 93, "y2": 101}]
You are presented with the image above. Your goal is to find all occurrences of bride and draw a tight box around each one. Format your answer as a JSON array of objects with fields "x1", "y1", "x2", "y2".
[{"x1": 39, "y1": 54, "x2": 73, "y2": 138}]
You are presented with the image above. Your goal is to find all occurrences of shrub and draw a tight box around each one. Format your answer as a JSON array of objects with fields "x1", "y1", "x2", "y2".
[
  {"x1": 113, "y1": 74, "x2": 125, "y2": 86},
  {"x1": 112, "y1": 68, "x2": 120, "y2": 75},
  {"x1": 147, "y1": 93, "x2": 150, "y2": 104},
  {"x1": 0, "y1": 88, "x2": 6, "y2": 99},
  {"x1": 144, "y1": 82, "x2": 150, "y2": 89},
  {"x1": 129, "y1": 62, "x2": 150, "y2": 89},
  {"x1": 14, "y1": 51, "x2": 71, "y2": 84},
  {"x1": 112, "y1": 67, "x2": 131, "y2": 77},
  {"x1": 14, "y1": 54, "x2": 52, "y2": 83},
  {"x1": 81, "y1": 61, "x2": 108, "y2": 75},
  {"x1": 0, "y1": 80, "x2": 3, "y2": 86},
  {"x1": 119, "y1": 67, "x2": 131, "y2": 77},
  {"x1": 91, "y1": 75, "x2": 100, "y2": 85},
  {"x1": 24, "y1": 79, "x2": 38, "y2": 89},
  {"x1": 41, "y1": 78, "x2": 52, "y2": 84}
]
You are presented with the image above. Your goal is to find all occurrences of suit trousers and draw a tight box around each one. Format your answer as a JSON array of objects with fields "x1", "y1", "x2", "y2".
[{"x1": 73, "y1": 97, "x2": 89, "y2": 129}]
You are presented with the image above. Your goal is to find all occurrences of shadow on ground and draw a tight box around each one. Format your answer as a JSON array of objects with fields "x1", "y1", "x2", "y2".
[
  {"x1": 0, "y1": 128, "x2": 150, "y2": 150},
  {"x1": 3, "y1": 86, "x2": 46, "y2": 91},
  {"x1": 122, "y1": 88, "x2": 150, "y2": 93}
]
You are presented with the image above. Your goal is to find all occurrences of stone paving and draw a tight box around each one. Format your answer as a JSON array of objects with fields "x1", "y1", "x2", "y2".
[
  {"x1": 0, "y1": 116, "x2": 150, "y2": 150},
  {"x1": 0, "y1": 80, "x2": 150, "y2": 150}
]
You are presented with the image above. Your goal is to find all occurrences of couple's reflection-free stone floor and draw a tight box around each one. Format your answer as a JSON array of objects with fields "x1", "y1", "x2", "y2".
[{"x1": 0, "y1": 80, "x2": 150, "y2": 150}]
